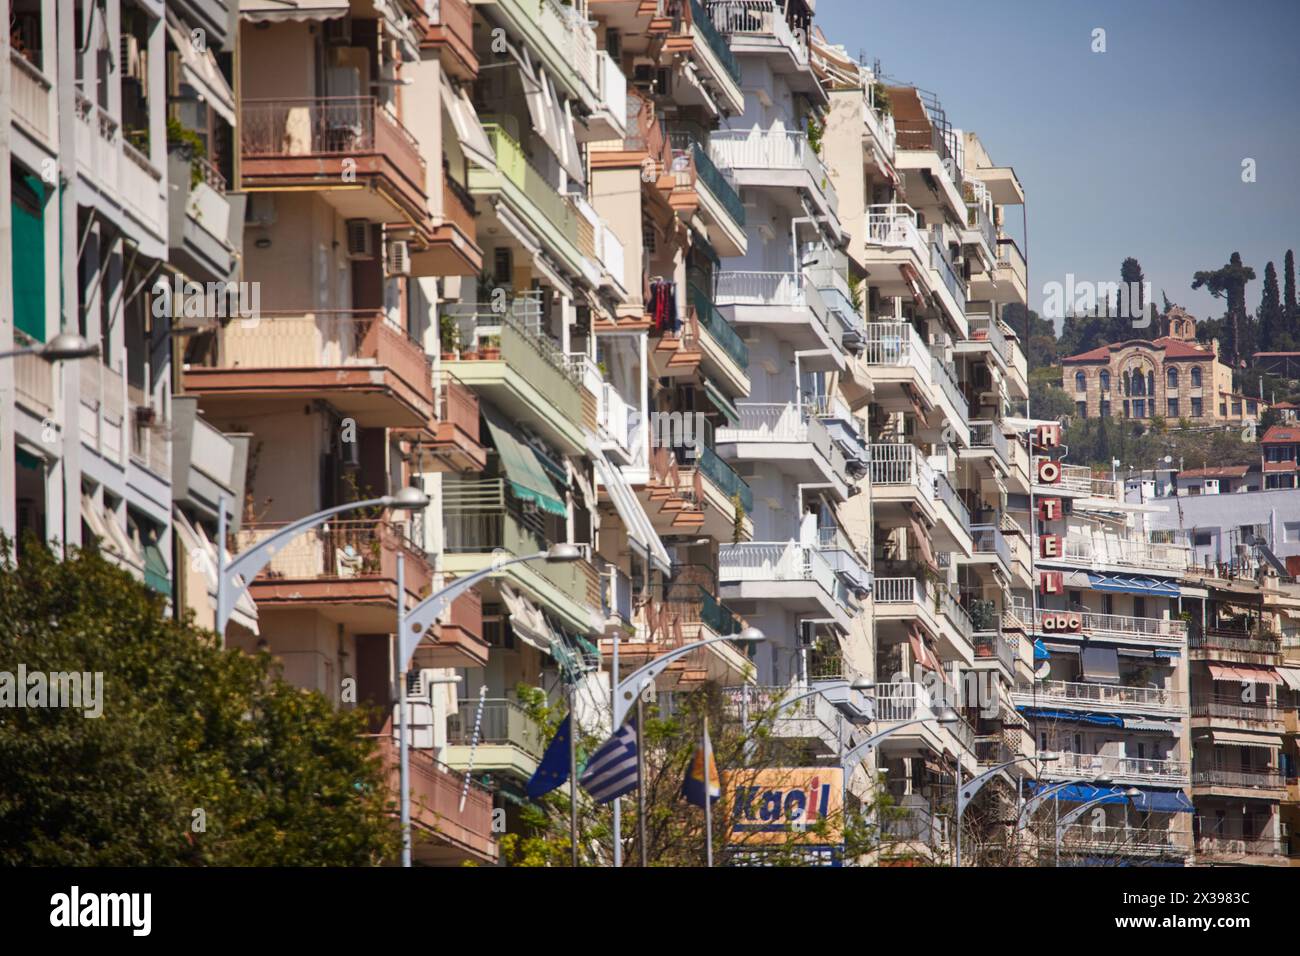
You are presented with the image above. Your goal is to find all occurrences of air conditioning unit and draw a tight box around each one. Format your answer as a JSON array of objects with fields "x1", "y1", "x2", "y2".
[
  {"x1": 386, "y1": 239, "x2": 411, "y2": 277},
  {"x1": 121, "y1": 35, "x2": 142, "y2": 80},
  {"x1": 345, "y1": 219, "x2": 374, "y2": 260},
  {"x1": 247, "y1": 193, "x2": 276, "y2": 228},
  {"x1": 395, "y1": 669, "x2": 438, "y2": 750},
  {"x1": 134, "y1": 405, "x2": 156, "y2": 426}
]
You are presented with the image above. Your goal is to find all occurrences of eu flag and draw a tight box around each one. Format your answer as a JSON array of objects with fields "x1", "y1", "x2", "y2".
[{"x1": 526, "y1": 714, "x2": 571, "y2": 799}]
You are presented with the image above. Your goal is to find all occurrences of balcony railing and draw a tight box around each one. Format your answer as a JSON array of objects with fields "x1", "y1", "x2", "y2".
[
  {"x1": 1190, "y1": 697, "x2": 1285, "y2": 725},
  {"x1": 708, "y1": 129, "x2": 837, "y2": 213},
  {"x1": 973, "y1": 632, "x2": 1016, "y2": 673},
  {"x1": 967, "y1": 314, "x2": 1013, "y2": 363},
  {"x1": 1059, "y1": 824, "x2": 1191, "y2": 856},
  {"x1": 688, "y1": 0, "x2": 743, "y2": 82},
  {"x1": 688, "y1": 282, "x2": 749, "y2": 369},
  {"x1": 929, "y1": 237, "x2": 966, "y2": 312},
  {"x1": 874, "y1": 681, "x2": 931, "y2": 722},
  {"x1": 713, "y1": 271, "x2": 828, "y2": 331},
  {"x1": 1196, "y1": 833, "x2": 1286, "y2": 859},
  {"x1": 1044, "y1": 750, "x2": 1189, "y2": 784},
  {"x1": 971, "y1": 524, "x2": 1011, "y2": 568},
  {"x1": 996, "y1": 239, "x2": 1027, "y2": 288},
  {"x1": 694, "y1": 444, "x2": 753, "y2": 513},
  {"x1": 705, "y1": 0, "x2": 809, "y2": 63},
  {"x1": 236, "y1": 518, "x2": 423, "y2": 585},
  {"x1": 671, "y1": 134, "x2": 746, "y2": 227},
  {"x1": 479, "y1": 122, "x2": 576, "y2": 237},
  {"x1": 719, "y1": 541, "x2": 839, "y2": 601},
  {"x1": 1020, "y1": 679, "x2": 1183, "y2": 712},
  {"x1": 718, "y1": 402, "x2": 808, "y2": 443},
  {"x1": 446, "y1": 698, "x2": 544, "y2": 758},
  {"x1": 930, "y1": 353, "x2": 970, "y2": 424},
  {"x1": 858, "y1": 321, "x2": 932, "y2": 382},
  {"x1": 1030, "y1": 608, "x2": 1187, "y2": 644},
  {"x1": 10, "y1": 50, "x2": 52, "y2": 140},
  {"x1": 869, "y1": 442, "x2": 934, "y2": 488},
  {"x1": 241, "y1": 95, "x2": 422, "y2": 173},
  {"x1": 865, "y1": 204, "x2": 927, "y2": 260},
  {"x1": 1192, "y1": 769, "x2": 1286, "y2": 790},
  {"x1": 968, "y1": 421, "x2": 1009, "y2": 461},
  {"x1": 1056, "y1": 531, "x2": 1191, "y2": 573},
  {"x1": 12, "y1": 330, "x2": 54, "y2": 418},
  {"x1": 1188, "y1": 629, "x2": 1282, "y2": 657},
  {"x1": 933, "y1": 472, "x2": 972, "y2": 532}
]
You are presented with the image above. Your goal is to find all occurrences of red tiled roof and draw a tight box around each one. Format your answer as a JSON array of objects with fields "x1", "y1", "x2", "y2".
[
  {"x1": 1253, "y1": 351, "x2": 1300, "y2": 357},
  {"x1": 1060, "y1": 336, "x2": 1213, "y2": 363},
  {"x1": 1272, "y1": 401, "x2": 1297, "y2": 409},
  {"x1": 1178, "y1": 465, "x2": 1250, "y2": 479},
  {"x1": 1260, "y1": 426, "x2": 1300, "y2": 444}
]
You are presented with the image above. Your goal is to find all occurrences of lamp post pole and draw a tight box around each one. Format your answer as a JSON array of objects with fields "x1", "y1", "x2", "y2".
[
  {"x1": 955, "y1": 755, "x2": 1056, "y2": 868},
  {"x1": 1053, "y1": 788, "x2": 1141, "y2": 866}
]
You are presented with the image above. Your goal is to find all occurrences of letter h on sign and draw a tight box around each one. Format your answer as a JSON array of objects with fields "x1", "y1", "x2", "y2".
[{"x1": 1036, "y1": 423, "x2": 1061, "y2": 449}]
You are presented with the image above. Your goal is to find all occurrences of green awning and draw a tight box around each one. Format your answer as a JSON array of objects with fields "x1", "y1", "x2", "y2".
[
  {"x1": 701, "y1": 376, "x2": 739, "y2": 426},
  {"x1": 482, "y1": 406, "x2": 567, "y2": 517},
  {"x1": 15, "y1": 447, "x2": 45, "y2": 471},
  {"x1": 143, "y1": 542, "x2": 171, "y2": 597}
]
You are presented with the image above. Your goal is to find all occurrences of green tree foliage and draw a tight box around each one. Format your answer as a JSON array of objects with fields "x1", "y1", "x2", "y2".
[
  {"x1": 1285, "y1": 250, "x2": 1298, "y2": 336},
  {"x1": 0, "y1": 537, "x2": 399, "y2": 866},
  {"x1": 1192, "y1": 252, "x2": 1256, "y2": 368},
  {"x1": 1001, "y1": 304, "x2": 1056, "y2": 371},
  {"x1": 1029, "y1": 367, "x2": 1076, "y2": 421},
  {"x1": 1258, "y1": 261, "x2": 1284, "y2": 352}
]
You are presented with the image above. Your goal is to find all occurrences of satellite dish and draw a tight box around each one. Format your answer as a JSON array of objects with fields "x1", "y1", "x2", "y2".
[{"x1": 1034, "y1": 659, "x2": 1051, "y2": 680}]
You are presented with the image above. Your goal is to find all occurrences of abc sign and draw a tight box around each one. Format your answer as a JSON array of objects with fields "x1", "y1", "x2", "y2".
[
  {"x1": 1037, "y1": 459, "x2": 1061, "y2": 484},
  {"x1": 1040, "y1": 611, "x2": 1082, "y2": 633}
]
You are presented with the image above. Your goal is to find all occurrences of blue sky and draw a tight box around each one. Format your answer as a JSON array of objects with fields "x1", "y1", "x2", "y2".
[{"x1": 813, "y1": 0, "x2": 1300, "y2": 328}]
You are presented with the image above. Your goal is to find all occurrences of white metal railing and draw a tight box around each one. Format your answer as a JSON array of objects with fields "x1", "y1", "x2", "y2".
[
  {"x1": 596, "y1": 49, "x2": 627, "y2": 133},
  {"x1": 714, "y1": 270, "x2": 811, "y2": 310},
  {"x1": 1059, "y1": 824, "x2": 1191, "y2": 856},
  {"x1": 708, "y1": 129, "x2": 837, "y2": 212},
  {"x1": 600, "y1": 220, "x2": 626, "y2": 286},
  {"x1": 870, "y1": 442, "x2": 934, "y2": 488},
  {"x1": 859, "y1": 321, "x2": 931, "y2": 383},
  {"x1": 866, "y1": 203, "x2": 926, "y2": 260},
  {"x1": 971, "y1": 523, "x2": 1012, "y2": 568},
  {"x1": 932, "y1": 472, "x2": 971, "y2": 532},
  {"x1": 599, "y1": 382, "x2": 633, "y2": 452},
  {"x1": 718, "y1": 541, "x2": 837, "y2": 599},
  {"x1": 1020, "y1": 679, "x2": 1184, "y2": 712},
  {"x1": 930, "y1": 353, "x2": 970, "y2": 424},
  {"x1": 1058, "y1": 531, "x2": 1192, "y2": 572},
  {"x1": 1041, "y1": 750, "x2": 1189, "y2": 784},
  {"x1": 13, "y1": 331, "x2": 54, "y2": 417},
  {"x1": 930, "y1": 235, "x2": 966, "y2": 311},
  {"x1": 873, "y1": 681, "x2": 933, "y2": 722},
  {"x1": 705, "y1": 0, "x2": 808, "y2": 63},
  {"x1": 873, "y1": 576, "x2": 920, "y2": 605},
  {"x1": 1032, "y1": 607, "x2": 1187, "y2": 643},
  {"x1": 968, "y1": 420, "x2": 1009, "y2": 461},
  {"x1": 121, "y1": 141, "x2": 164, "y2": 232},
  {"x1": 717, "y1": 402, "x2": 807, "y2": 443},
  {"x1": 10, "y1": 51, "x2": 53, "y2": 140},
  {"x1": 967, "y1": 313, "x2": 1010, "y2": 362}
]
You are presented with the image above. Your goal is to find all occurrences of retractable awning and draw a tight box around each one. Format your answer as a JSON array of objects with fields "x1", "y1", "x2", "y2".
[
  {"x1": 1208, "y1": 663, "x2": 1283, "y2": 686},
  {"x1": 440, "y1": 72, "x2": 495, "y2": 170},
  {"x1": 590, "y1": 446, "x2": 671, "y2": 575},
  {"x1": 701, "y1": 376, "x2": 740, "y2": 426},
  {"x1": 1018, "y1": 708, "x2": 1124, "y2": 728},
  {"x1": 1276, "y1": 666, "x2": 1300, "y2": 691},
  {"x1": 1086, "y1": 572, "x2": 1180, "y2": 598},
  {"x1": 1123, "y1": 718, "x2": 1180, "y2": 734},
  {"x1": 1028, "y1": 782, "x2": 1128, "y2": 804},
  {"x1": 165, "y1": 11, "x2": 236, "y2": 126},
  {"x1": 499, "y1": 583, "x2": 556, "y2": 652},
  {"x1": 1202, "y1": 730, "x2": 1280, "y2": 750},
  {"x1": 1129, "y1": 789, "x2": 1194, "y2": 813},
  {"x1": 482, "y1": 407, "x2": 567, "y2": 517},
  {"x1": 173, "y1": 510, "x2": 258, "y2": 634},
  {"x1": 1080, "y1": 645, "x2": 1120, "y2": 685},
  {"x1": 240, "y1": 0, "x2": 348, "y2": 22}
]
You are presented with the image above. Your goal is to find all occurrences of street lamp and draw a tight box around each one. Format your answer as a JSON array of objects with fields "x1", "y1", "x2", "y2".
[
  {"x1": 213, "y1": 485, "x2": 431, "y2": 639},
  {"x1": 392, "y1": 542, "x2": 583, "y2": 867},
  {"x1": 609, "y1": 625, "x2": 767, "y2": 867},
  {"x1": 0, "y1": 332, "x2": 100, "y2": 361},
  {"x1": 1053, "y1": 787, "x2": 1141, "y2": 866},
  {"x1": 954, "y1": 751, "x2": 1060, "y2": 868}
]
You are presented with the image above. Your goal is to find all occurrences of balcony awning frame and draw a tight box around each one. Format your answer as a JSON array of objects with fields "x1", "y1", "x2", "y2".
[{"x1": 482, "y1": 406, "x2": 567, "y2": 517}]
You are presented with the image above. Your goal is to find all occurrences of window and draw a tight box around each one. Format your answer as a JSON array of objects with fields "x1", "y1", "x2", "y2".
[
  {"x1": 1076, "y1": 401, "x2": 1087, "y2": 418},
  {"x1": 1075, "y1": 371, "x2": 1087, "y2": 392},
  {"x1": 1191, "y1": 397, "x2": 1202, "y2": 417},
  {"x1": 1134, "y1": 399, "x2": 1146, "y2": 418},
  {"x1": 1100, "y1": 371, "x2": 1110, "y2": 392},
  {"x1": 1168, "y1": 398, "x2": 1179, "y2": 416},
  {"x1": 1193, "y1": 531, "x2": 1213, "y2": 546},
  {"x1": 1123, "y1": 400, "x2": 1130, "y2": 418},
  {"x1": 1167, "y1": 367, "x2": 1179, "y2": 389},
  {"x1": 1133, "y1": 597, "x2": 1146, "y2": 618},
  {"x1": 1147, "y1": 371, "x2": 1155, "y2": 396},
  {"x1": 1191, "y1": 367, "x2": 1202, "y2": 387},
  {"x1": 1233, "y1": 400, "x2": 1243, "y2": 415},
  {"x1": 1284, "y1": 522, "x2": 1300, "y2": 543},
  {"x1": 1102, "y1": 594, "x2": 1113, "y2": 615},
  {"x1": 1100, "y1": 400, "x2": 1111, "y2": 417},
  {"x1": 1248, "y1": 400, "x2": 1257, "y2": 414},
  {"x1": 1219, "y1": 402, "x2": 1227, "y2": 417}
]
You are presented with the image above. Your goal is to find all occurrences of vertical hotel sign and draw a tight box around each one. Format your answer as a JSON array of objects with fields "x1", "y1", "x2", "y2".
[
  {"x1": 1035, "y1": 422, "x2": 1064, "y2": 592},
  {"x1": 725, "y1": 767, "x2": 844, "y2": 846}
]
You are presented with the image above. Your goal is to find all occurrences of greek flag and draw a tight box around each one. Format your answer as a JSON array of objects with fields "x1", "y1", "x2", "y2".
[{"x1": 578, "y1": 720, "x2": 639, "y2": 804}]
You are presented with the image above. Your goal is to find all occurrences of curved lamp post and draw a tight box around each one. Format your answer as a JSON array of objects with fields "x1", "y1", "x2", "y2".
[
  {"x1": 954, "y1": 752, "x2": 1060, "y2": 867},
  {"x1": 0, "y1": 332, "x2": 99, "y2": 361},
  {"x1": 1054, "y1": 787, "x2": 1141, "y2": 866},
  {"x1": 393, "y1": 542, "x2": 584, "y2": 867},
  {"x1": 214, "y1": 485, "x2": 431, "y2": 638}
]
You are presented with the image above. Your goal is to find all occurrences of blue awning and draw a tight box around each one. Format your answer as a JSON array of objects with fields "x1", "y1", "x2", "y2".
[
  {"x1": 1130, "y1": 789, "x2": 1194, "y2": 813},
  {"x1": 1029, "y1": 782, "x2": 1128, "y2": 804},
  {"x1": 1153, "y1": 648, "x2": 1181, "y2": 659},
  {"x1": 1033, "y1": 638, "x2": 1050, "y2": 661},
  {"x1": 1019, "y1": 708, "x2": 1125, "y2": 727},
  {"x1": 1087, "y1": 572, "x2": 1180, "y2": 598}
]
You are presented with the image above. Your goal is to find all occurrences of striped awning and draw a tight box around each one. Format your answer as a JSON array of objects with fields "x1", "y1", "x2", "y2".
[
  {"x1": 1207, "y1": 663, "x2": 1283, "y2": 686},
  {"x1": 1201, "y1": 730, "x2": 1280, "y2": 750}
]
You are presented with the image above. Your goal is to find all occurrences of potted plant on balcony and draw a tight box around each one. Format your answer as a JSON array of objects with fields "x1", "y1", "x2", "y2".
[
  {"x1": 439, "y1": 313, "x2": 459, "y2": 361},
  {"x1": 969, "y1": 599, "x2": 998, "y2": 632},
  {"x1": 481, "y1": 334, "x2": 501, "y2": 360}
]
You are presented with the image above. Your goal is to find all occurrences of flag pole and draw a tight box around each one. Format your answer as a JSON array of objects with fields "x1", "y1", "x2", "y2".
[
  {"x1": 636, "y1": 694, "x2": 648, "y2": 866},
  {"x1": 568, "y1": 683, "x2": 579, "y2": 867},
  {"x1": 703, "y1": 713, "x2": 713, "y2": 868}
]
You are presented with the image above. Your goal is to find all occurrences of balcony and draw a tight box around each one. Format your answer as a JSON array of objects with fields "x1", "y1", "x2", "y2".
[
  {"x1": 1192, "y1": 768, "x2": 1287, "y2": 794},
  {"x1": 724, "y1": 684, "x2": 848, "y2": 757},
  {"x1": 871, "y1": 576, "x2": 975, "y2": 668},
  {"x1": 10, "y1": 50, "x2": 53, "y2": 146},
  {"x1": 880, "y1": 801, "x2": 951, "y2": 858},
  {"x1": 445, "y1": 698, "x2": 545, "y2": 781},
  {"x1": 167, "y1": 147, "x2": 238, "y2": 283},
  {"x1": 1195, "y1": 832, "x2": 1287, "y2": 865},
  {"x1": 373, "y1": 735, "x2": 497, "y2": 865},
  {"x1": 423, "y1": 0, "x2": 478, "y2": 80},
  {"x1": 609, "y1": 583, "x2": 755, "y2": 688},
  {"x1": 687, "y1": 282, "x2": 750, "y2": 396},
  {"x1": 964, "y1": 421, "x2": 1009, "y2": 474},
  {"x1": 660, "y1": 0, "x2": 744, "y2": 114},
  {"x1": 419, "y1": 371, "x2": 487, "y2": 474},
  {"x1": 171, "y1": 397, "x2": 246, "y2": 524},
  {"x1": 815, "y1": 527, "x2": 874, "y2": 597},
  {"x1": 960, "y1": 313, "x2": 1016, "y2": 376},
  {"x1": 491, "y1": 0, "x2": 601, "y2": 107},
  {"x1": 703, "y1": 1, "x2": 818, "y2": 90},
  {"x1": 972, "y1": 630, "x2": 1017, "y2": 676},
  {"x1": 995, "y1": 239, "x2": 1028, "y2": 305},
  {"x1": 441, "y1": 479, "x2": 601, "y2": 636},
  {"x1": 719, "y1": 541, "x2": 853, "y2": 629},
  {"x1": 708, "y1": 128, "x2": 838, "y2": 224},
  {"x1": 713, "y1": 270, "x2": 843, "y2": 358},
  {"x1": 182, "y1": 311, "x2": 435, "y2": 429},
  {"x1": 418, "y1": 585, "x2": 487, "y2": 669},
  {"x1": 1012, "y1": 679, "x2": 1184, "y2": 716},
  {"x1": 234, "y1": 518, "x2": 432, "y2": 632},
  {"x1": 1058, "y1": 824, "x2": 1192, "y2": 860},
  {"x1": 641, "y1": 444, "x2": 753, "y2": 543},
  {"x1": 1190, "y1": 697, "x2": 1287, "y2": 733},
  {"x1": 1039, "y1": 750, "x2": 1189, "y2": 787},
  {"x1": 1032, "y1": 458, "x2": 1114, "y2": 497},
  {"x1": 423, "y1": 174, "x2": 483, "y2": 276},
  {"x1": 1188, "y1": 628, "x2": 1283, "y2": 665},
  {"x1": 857, "y1": 321, "x2": 932, "y2": 411},
  {"x1": 668, "y1": 134, "x2": 747, "y2": 256},
  {"x1": 873, "y1": 681, "x2": 978, "y2": 771},
  {"x1": 929, "y1": 237, "x2": 967, "y2": 328},
  {"x1": 469, "y1": 122, "x2": 589, "y2": 279},
  {"x1": 932, "y1": 473, "x2": 974, "y2": 554},
  {"x1": 12, "y1": 330, "x2": 54, "y2": 420},
  {"x1": 80, "y1": 362, "x2": 126, "y2": 461},
  {"x1": 443, "y1": 298, "x2": 587, "y2": 455},
  {"x1": 240, "y1": 97, "x2": 428, "y2": 233},
  {"x1": 716, "y1": 403, "x2": 851, "y2": 497},
  {"x1": 929, "y1": 353, "x2": 971, "y2": 443},
  {"x1": 1028, "y1": 608, "x2": 1186, "y2": 649}
]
